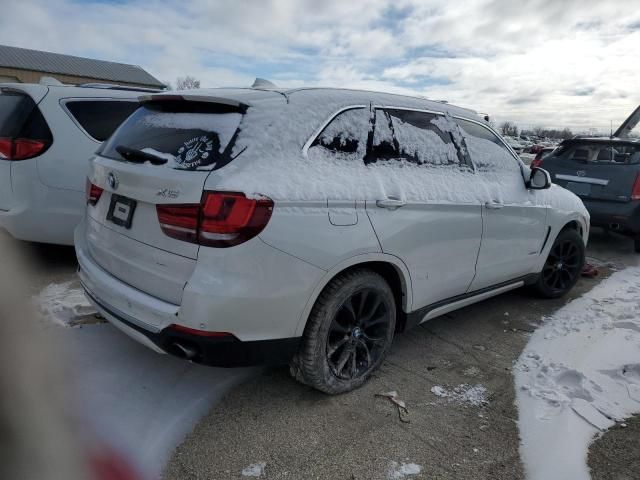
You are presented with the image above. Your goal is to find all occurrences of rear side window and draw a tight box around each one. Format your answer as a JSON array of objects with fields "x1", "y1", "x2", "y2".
[
  {"x1": 367, "y1": 109, "x2": 467, "y2": 167},
  {"x1": 0, "y1": 90, "x2": 52, "y2": 160},
  {"x1": 99, "y1": 101, "x2": 244, "y2": 171},
  {"x1": 456, "y1": 118, "x2": 520, "y2": 173},
  {"x1": 553, "y1": 142, "x2": 640, "y2": 165},
  {"x1": 307, "y1": 108, "x2": 368, "y2": 162},
  {"x1": 65, "y1": 100, "x2": 139, "y2": 142}
]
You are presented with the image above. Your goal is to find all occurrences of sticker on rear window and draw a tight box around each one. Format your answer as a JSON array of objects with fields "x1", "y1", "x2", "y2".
[{"x1": 176, "y1": 135, "x2": 217, "y2": 170}]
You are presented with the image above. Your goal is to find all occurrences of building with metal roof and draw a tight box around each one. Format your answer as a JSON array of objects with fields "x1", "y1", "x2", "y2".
[{"x1": 0, "y1": 44, "x2": 164, "y2": 89}]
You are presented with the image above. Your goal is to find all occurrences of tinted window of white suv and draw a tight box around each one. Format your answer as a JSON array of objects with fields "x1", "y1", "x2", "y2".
[
  {"x1": 66, "y1": 100, "x2": 139, "y2": 142},
  {"x1": 308, "y1": 107, "x2": 368, "y2": 162},
  {"x1": 367, "y1": 109, "x2": 468, "y2": 167}
]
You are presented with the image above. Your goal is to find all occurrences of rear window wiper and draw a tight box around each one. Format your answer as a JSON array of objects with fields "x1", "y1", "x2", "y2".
[{"x1": 115, "y1": 145, "x2": 168, "y2": 165}]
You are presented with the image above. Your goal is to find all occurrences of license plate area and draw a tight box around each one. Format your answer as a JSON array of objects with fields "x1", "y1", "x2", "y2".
[
  {"x1": 107, "y1": 194, "x2": 137, "y2": 229},
  {"x1": 566, "y1": 182, "x2": 591, "y2": 197}
]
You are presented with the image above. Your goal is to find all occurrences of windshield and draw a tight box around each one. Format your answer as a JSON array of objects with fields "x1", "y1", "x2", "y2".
[{"x1": 99, "y1": 102, "x2": 244, "y2": 171}]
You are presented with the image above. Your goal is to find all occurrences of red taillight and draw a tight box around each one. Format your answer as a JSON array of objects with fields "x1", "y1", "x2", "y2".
[
  {"x1": 0, "y1": 137, "x2": 48, "y2": 160},
  {"x1": 169, "y1": 324, "x2": 234, "y2": 338},
  {"x1": 0, "y1": 138, "x2": 11, "y2": 159},
  {"x1": 86, "y1": 178, "x2": 104, "y2": 206},
  {"x1": 632, "y1": 174, "x2": 640, "y2": 201},
  {"x1": 156, "y1": 191, "x2": 273, "y2": 248},
  {"x1": 157, "y1": 204, "x2": 200, "y2": 242}
]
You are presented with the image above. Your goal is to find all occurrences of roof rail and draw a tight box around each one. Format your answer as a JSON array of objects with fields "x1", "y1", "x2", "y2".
[{"x1": 77, "y1": 83, "x2": 165, "y2": 93}]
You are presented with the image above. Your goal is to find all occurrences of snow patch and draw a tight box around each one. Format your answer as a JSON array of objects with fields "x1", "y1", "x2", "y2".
[
  {"x1": 515, "y1": 266, "x2": 640, "y2": 480},
  {"x1": 33, "y1": 281, "x2": 95, "y2": 327},
  {"x1": 387, "y1": 462, "x2": 422, "y2": 479},
  {"x1": 431, "y1": 384, "x2": 488, "y2": 407},
  {"x1": 241, "y1": 462, "x2": 266, "y2": 477}
]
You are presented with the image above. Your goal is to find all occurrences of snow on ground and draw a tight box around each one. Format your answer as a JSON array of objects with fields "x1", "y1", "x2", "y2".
[
  {"x1": 37, "y1": 282, "x2": 256, "y2": 479},
  {"x1": 515, "y1": 266, "x2": 640, "y2": 480},
  {"x1": 430, "y1": 384, "x2": 488, "y2": 407},
  {"x1": 33, "y1": 280, "x2": 95, "y2": 326},
  {"x1": 387, "y1": 462, "x2": 422, "y2": 479},
  {"x1": 241, "y1": 462, "x2": 266, "y2": 477}
]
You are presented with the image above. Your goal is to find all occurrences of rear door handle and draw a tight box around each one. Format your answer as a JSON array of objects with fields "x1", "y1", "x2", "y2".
[
  {"x1": 376, "y1": 198, "x2": 407, "y2": 210},
  {"x1": 485, "y1": 201, "x2": 504, "y2": 210}
]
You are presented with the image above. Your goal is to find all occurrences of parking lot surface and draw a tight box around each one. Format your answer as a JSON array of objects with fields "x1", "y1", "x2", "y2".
[{"x1": 163, "y1": 230, "x2": 639, "y2": 480}]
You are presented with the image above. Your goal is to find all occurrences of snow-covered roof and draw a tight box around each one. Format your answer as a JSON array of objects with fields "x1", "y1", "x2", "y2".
[{"x1": 160, "y1": 86, "x2": 479, "y2": 120}]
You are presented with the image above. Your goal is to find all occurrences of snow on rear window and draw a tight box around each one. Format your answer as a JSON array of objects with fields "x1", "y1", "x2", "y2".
[
  {"x1": 142, "y1": 112, "x2": 242, "y2": 151},
  {"x1": 100, "y1": 105, "x2": 243, "y2": 171}
]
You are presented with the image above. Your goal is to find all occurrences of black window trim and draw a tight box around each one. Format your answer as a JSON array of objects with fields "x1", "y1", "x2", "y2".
[{"x1": 59, "y1": 97, "x2": 139, "y2": 143}]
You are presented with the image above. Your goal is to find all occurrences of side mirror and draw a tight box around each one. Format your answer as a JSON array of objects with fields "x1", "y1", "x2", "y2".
[{"x1": 528, "y1": 167, "x2": 551, "y2": 190}]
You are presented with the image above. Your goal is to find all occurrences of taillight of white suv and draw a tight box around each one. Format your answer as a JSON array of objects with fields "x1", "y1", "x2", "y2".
[
  {"x1": 0, "y1": 137, "x2": 50, "y2": 160},
  {"x1": 157, "y1": 191, "x2": 274, "y2": 247}
]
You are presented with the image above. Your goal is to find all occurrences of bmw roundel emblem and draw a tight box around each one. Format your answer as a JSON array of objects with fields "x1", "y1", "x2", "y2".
[{"x1": 107, "y1": 172, "x2": 119, "y2": 190}]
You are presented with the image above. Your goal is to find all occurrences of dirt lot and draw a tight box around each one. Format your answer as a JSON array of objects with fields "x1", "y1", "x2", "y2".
[{"x1": 163, "y1": 229, "x2": 639, "y2": 480}]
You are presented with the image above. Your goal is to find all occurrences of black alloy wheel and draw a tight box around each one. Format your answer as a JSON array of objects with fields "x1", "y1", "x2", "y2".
[{"x1": 326, "y1": 288, "x2": 392, "y2": 380}]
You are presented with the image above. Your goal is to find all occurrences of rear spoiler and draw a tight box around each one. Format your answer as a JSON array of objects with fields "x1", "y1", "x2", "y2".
[
  {"x1": 614, "y1": 104, "x2": 640, "y2": 138},
  {"x1": 138, "y1": 94, "x2": 249, "y2": 113}
]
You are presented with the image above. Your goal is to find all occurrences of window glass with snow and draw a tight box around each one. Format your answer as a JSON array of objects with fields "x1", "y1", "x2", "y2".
[
  {"x1": 366, "y1": 109, "x2": 465, "y2": 167},
  {"x1": 455, "y1": 118, "x2": 521, "y2": 174},
  {"x1": 307, "y1": 107, "x2": 368, "y2": 162}
]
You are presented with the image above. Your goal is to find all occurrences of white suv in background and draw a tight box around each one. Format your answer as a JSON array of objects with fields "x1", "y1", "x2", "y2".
[
  {"x1": 0, "y1": 82, "x2": 150, "y2": 245},
  {"x1": 75, "y1": 87, "x2": 589, "y2": 394}
]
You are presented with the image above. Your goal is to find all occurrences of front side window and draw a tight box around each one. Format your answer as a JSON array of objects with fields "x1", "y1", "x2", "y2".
[
  {"x1": 65, "y1": 100, "x2": 139, "y2": 142},
  {"x1": 307, "y1": 107, "x2": 368, "y2": 162},
  {"x1": 456, "y1": 118, "x2": 521, "y2": 173},
  {"x1": 367, "y1": 109, "x2": 467, "y2": 167}
]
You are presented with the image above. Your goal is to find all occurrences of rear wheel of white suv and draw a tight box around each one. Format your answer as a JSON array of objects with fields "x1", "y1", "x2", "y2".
[
  {"x1": 535, "y1": 229, "x2": 585, "y2": 298},
  {"x1": 291, "y1": 269, "x2": 396, "y2": 394}
]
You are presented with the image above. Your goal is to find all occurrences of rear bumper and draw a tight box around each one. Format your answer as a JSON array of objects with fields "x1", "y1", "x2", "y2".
[
  {"x1": 75, "y1": 218, "x2": 319, "y2": 367},
  {"x1": 583, "y1": 198, "x2": 640, "y2": 234},
  {"x1": 83, "y1": 287, "x2": 300, "y2": 367}
]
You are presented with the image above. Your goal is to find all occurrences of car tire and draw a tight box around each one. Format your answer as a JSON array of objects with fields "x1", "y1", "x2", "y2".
[
  {"x1": 634, "y1": 235, "x2": 640, "y2": 254},
  {"x1": 290, "y1": 269, "x2": 396, "y2": 395},
  {"x1": 534, "y1": 228, "x2": 585, "y2": 298}
]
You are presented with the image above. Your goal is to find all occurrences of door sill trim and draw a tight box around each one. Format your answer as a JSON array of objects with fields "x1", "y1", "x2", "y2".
[{"x1": 405, "y1": 274, "x2": 538, "y2": 330}]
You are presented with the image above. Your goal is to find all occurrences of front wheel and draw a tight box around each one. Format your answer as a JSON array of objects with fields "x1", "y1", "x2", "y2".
[
  {"x1": 534, "y1": 229, "x2": 585, "y2": 298},
  {"x1": 634, "y1": 234, "x2": 640, "y2": 254},
  {"x1": 291, "y1": 269, "x2": 396, "y2": 394}
]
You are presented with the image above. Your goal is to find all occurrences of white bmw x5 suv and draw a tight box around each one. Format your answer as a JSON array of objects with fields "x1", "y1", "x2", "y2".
[{"x1": 75, "y1": 87, "x2": 589, "y2": 394}]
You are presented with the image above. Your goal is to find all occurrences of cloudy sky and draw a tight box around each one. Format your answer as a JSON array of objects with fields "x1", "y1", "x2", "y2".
[{"x1": 2, "y1": 0, "x2": 640, "y2": 132}]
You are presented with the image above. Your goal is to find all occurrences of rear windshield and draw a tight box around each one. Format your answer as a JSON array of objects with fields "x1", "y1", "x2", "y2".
[
  {"x1": 552, "y1": 141, "x2": 640, "y2": 165},
  {"x1": 0, "y1": 90, "x2": 51, "y2": 142},
  {"x1": 99, "y1": 101, "x2": 244, "y2": 171},
  {"x1": 65, "y1": 100, "x2": 139, "y2": 141}
]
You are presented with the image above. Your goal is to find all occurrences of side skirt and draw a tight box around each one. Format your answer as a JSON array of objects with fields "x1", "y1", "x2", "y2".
[{"x1": 404, "y1": 274, "x2": 539, "y2": 331}]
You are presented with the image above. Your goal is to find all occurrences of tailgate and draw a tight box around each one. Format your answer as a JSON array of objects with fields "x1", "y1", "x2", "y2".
[
  {"x1": 0, "y1": 85, "x2": 50, "y2": 211},
  {"x1": 87, "y1": 156, "x2": 208, "y2": 303},
  {"x1": 84, "y1": 96, "x2": 246, "y2": 304},
  {"x1": 546, "y1": 143, "x2": 640, "y2": 203}
]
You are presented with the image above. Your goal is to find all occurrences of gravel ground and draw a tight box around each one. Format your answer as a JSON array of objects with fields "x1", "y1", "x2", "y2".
[
  {"x1": 163, "y1": 229, "x2": 638, "y2": 480},
  {"x1": 589, "y1": 415, "x2": 640, "y2": 480}
]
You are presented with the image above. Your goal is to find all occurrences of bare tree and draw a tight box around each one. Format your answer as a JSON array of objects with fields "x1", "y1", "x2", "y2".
[
  {"x1": 533, "y1": 126, "x2": 545, "y2": 137},
  {"x1": 499, "y1": 121, "x2": 519, "y2": 137},
  {"x1": 175, "y1": 76, "x2": 201, "y2": 90}
]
